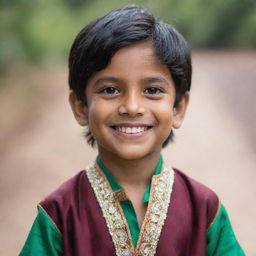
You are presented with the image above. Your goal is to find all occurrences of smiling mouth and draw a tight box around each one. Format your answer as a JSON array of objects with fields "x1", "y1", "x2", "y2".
[{"x1": 110, "y1": 125, "x2": 153, "y2": 134}]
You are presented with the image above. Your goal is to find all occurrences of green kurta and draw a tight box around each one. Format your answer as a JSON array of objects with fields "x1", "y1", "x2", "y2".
[{"x1": 19, "y1": 157, "x2": 245, "y2": 255}]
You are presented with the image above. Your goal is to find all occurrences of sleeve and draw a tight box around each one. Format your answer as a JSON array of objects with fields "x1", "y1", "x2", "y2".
[
  {"x1": 19, "y1": 205, "x2": 62, "y2": 256},
  {"x1": 206, "y1": 204, "x2": 245, "y2": 256}
]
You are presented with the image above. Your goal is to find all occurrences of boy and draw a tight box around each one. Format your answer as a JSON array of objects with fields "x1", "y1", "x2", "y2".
[{"x1": 20, "y1": 5, "x2": 244, "y2": 256}]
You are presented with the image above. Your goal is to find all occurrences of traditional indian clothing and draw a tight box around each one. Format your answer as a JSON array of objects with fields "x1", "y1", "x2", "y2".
[{"x1": 20, "y1": 157, "x2": 244, "y2": 255}]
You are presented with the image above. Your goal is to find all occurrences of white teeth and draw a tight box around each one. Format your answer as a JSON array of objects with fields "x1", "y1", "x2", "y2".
[
  {"x1": 131, "y1": 127, "x2": 136, "y2": 133},
  {"x1": 126, "y1": 127, "x2": 132, "y2": 133},
  {"x1": 116, "y1": 126, "x2": 148, "y2": 134}
]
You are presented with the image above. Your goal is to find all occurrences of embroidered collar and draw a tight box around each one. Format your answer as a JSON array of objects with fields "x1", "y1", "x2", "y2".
[
  {"x1": 96, "y1": 156, "x2": 163, "y2": 203},
  {"x1": 85, "y1": 161, "x2": 174, "y2": 256}
]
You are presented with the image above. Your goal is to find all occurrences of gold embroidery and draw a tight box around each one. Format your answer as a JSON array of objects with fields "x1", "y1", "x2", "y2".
[
  {"x1": 114, "y1": 189, "x2": 129, "y2": 202},
  {"x1": 85, "y1": 162, "x2": 174, "y2": 256}
]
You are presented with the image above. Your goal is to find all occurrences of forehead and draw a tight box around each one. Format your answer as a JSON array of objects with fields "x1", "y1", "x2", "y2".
[
  {"x1": 110, "y1": 42, "x2": 162, "y2": 69},
  {"x1": 113, "y1": 41, "x2": 157, "y2": 62},
  {"x1": 88, "y1": 42, "x2": 172, "y2": 83}
]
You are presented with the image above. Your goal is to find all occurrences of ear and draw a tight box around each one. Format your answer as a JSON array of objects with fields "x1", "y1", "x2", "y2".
[
  {"x1": 172, "y1": 92, "x2": 190, "y2": 129},
  {"x1": 69, "y1": 92, "x2": 88, "y2": 126}
]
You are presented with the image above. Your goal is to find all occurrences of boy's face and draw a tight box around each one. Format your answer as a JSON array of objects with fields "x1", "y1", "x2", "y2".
[{"x1": 70, "y1": 42, "x2": 189, "y2": 161}]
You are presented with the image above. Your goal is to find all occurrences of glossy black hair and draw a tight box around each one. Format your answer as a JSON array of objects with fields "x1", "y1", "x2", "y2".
[{"x1": 69, "y1": 5, "x2": 192, "y2": 147}]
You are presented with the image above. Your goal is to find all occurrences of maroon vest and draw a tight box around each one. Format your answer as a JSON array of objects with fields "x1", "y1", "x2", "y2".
[{"x1": 40, "y1": 169, "x2": 218, "y2": 256}]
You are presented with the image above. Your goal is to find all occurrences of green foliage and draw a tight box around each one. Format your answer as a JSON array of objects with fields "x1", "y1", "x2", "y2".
[{"x1": 0, "y1": 0, "x2": 255, "y2": 68}]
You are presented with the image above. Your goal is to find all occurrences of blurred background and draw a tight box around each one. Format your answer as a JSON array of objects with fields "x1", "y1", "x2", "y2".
[{"x1": 0, "y1": 0, "x2": 255, "y2": 255}]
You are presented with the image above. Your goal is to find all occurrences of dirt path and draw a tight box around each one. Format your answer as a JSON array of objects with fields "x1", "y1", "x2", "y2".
[{"x1": 0, "y1": 51, "x2": 255, "y2": 255}]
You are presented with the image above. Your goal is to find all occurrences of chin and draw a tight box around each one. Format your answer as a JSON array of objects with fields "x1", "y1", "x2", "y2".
[
  {"x1": 117, "y1": 153, "x2": 145, "y2": 161},
  {"x1": 114, "y1": 146, "x2": 159, "y2": 161}
]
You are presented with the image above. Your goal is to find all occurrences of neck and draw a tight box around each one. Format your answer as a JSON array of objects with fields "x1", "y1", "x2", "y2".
[{"x1": 98, "y1": 150, "x2": 161, "y2": 189}]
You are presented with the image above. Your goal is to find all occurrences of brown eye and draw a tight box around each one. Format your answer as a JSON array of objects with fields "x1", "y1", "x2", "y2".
[
  {"x1": 144, "y1": 86, "x2": 164, "y2": 95},
  {"x1": 99, "y1": 87, "x2": 120, "y2": 94}
]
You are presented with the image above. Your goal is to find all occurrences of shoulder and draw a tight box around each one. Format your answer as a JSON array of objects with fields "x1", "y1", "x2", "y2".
[
  {"x1": 172, "y1": 168, "x2": 220, "y2": 228},
  {"x1": 173, "y1": 168, "x2": 218, "y2": 202},
  {"x1": 40, "y1": 170, "x2": 87, "y2": 206},
  {"x1": 38, "y1": 171, "x2": 89, "y2": 229}
]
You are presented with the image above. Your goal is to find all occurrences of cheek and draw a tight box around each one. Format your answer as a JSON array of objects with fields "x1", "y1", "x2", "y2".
[
  {"x1": 152, "y1": 101, "x2": 174, "y2": 124},
  {"x1": 88, "y1": 101, "x2": 103, "y2": 126},
  {"x1": 87, "y1": 99, "x2": 114, "y2": 131}
]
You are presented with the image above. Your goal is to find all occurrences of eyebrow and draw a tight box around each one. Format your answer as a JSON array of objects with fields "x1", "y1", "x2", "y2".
[
  {"x1": 93, "y1": 77, "x2": 123, "y2": 87},
  {"x1": 93, "y1": 76, "x2": 171, "y2": 87},
  {"x1": 141, "y1": 77, "x2": 170, "y2": 86}
]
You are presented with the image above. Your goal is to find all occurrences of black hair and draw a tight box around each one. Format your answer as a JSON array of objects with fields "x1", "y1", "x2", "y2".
[{"x1": 69, "y1": 5, "x2": 192, "y2": 147}]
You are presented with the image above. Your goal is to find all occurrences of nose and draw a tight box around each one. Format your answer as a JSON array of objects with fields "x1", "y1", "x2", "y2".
[{"x1": 118, "y1": 91, "x2": 145, "y2": 117}]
